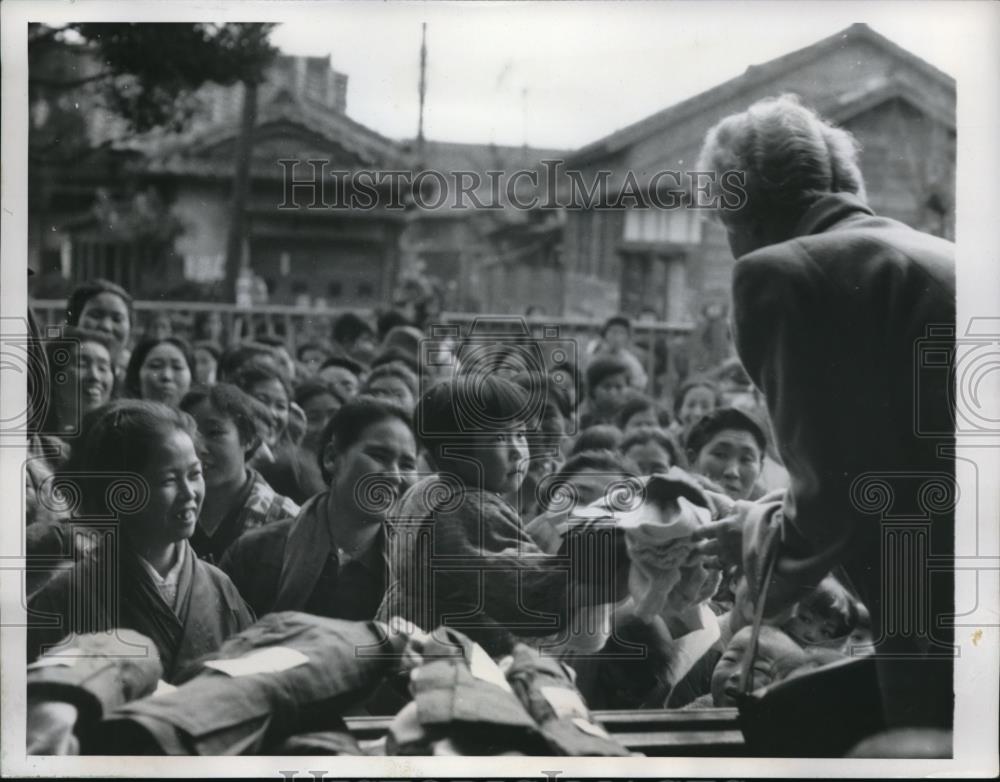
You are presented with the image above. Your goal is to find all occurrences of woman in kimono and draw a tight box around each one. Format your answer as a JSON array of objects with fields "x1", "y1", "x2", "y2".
[
  {"x1": 220, "y1": 395, "x2": 418, "y2": 621},
  {"x1": 28, "y1": 400, "x2": 254, "y2": 682},
  {"x1": 179, "y1": 384, "x2": 299, "y2": 564}
]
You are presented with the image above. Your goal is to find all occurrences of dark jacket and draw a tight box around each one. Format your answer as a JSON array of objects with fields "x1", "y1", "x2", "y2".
[
  {"x1": 219, "y1": 493, "x2": 387, "y2": 622},
  {"x1": 731, "y1": 192, "x2": 955, "y2": 728}
]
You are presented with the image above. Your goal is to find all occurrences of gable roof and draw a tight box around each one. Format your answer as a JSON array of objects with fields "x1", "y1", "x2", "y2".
[
  {"x1": 133, "y1": 85, "x2": 405, "y2": 178},
  {"x1": 567, "y1": 23, "x2": 955, "y2": 166},
  {"x1": 820, "y1": 73, "x2": 955, "y2": 130}
]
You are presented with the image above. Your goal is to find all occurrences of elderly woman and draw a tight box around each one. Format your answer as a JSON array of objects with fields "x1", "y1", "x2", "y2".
[{"x1": 693, "y1": 94, "x2": 955, "y2": 732}]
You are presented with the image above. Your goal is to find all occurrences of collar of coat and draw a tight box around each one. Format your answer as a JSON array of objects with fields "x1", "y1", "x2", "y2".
[
  {"x1": 792, "y1": 191, "x2": 875, "y2": 238},
  {"x1": 273, "y1": 492, "x2": 383, "y2": 612}
]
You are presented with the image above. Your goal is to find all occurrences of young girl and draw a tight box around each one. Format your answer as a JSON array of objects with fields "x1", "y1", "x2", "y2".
[
  {"x1": 27, "y1": 400, "x2": 254, "y2": 681},
  {"x1": 180, "y1": 384, "x2": 300, "y2": 564},
  {"x1": 124, "y1": 337, "x2": 195, "y2": 408},
  {"x1": 378, "y1": 375, "x2": 630, "y2": 656}
]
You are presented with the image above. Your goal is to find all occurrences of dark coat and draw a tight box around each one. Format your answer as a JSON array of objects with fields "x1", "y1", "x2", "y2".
[
  {"x1": 219, "y1": 494, "x2": 387, "y2": 622},
  {"x1": 731, "y1": 192, "x2": 955, "y2": 728}
]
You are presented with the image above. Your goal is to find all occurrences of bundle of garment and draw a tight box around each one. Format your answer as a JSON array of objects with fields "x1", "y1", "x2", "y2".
[
  {"x1": 386, "y1": 626, "x2": 550, "y2": 755},
  {"x1": 27, "y1": 630, "x2": 163, "y2": 755},
  {"x1": 504, "y1": 643, "x2": 632, "y2": 756},
  {"x1": 527, "y1": 469, "x2": 729, "y2": 623},
  {"x1": 92, "y1": 612, "x2": 412, "y2": 755},
  {"x1": 386, "y1": 626, "x2": 633, "y2": 756}
]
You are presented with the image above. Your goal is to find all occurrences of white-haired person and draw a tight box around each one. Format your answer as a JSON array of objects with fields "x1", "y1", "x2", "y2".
[{"x1": 692, "y1": 94, "x2": 954, "y2": 737}]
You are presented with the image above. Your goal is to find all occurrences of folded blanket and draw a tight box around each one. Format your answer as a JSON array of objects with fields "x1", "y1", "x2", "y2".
[
  {"x1": 95, "y1": 612, "x2": 411, "y2": 755},
  {"x1": 504, "y1": 643, "x2": 631, "y2": 756}
]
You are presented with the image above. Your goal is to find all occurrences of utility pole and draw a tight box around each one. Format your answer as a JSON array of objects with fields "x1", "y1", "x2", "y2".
[
  {"x1": 417, "y1": 22, "x2": 427, "y2": 156},
  {"x1": 224, "y1": 79, "x2": 259, "y2": 302}
]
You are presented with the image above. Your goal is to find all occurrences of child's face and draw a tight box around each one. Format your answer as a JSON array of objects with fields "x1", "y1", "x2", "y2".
[
  {"x1": 679, "y1": 385, "x2": 716, "y2": 427},
  {"x1": 450, "y1": 423, "x2": 530, "y2": 496},
  {"x1": 711, "y1": 629, "x2": 802, "y2": 707},
  {"x1": 693, "y1": 427, "x2": 762, "y2": 500},
  {"x1": 784, "y1": 604, "x2": 842, "y2": 646},
  {"x1": 592, "y1": 372, "x2": 629, "y2": 411},
  {"x1": 624, "y1": 441, "x2": 672, "y2": 476}
]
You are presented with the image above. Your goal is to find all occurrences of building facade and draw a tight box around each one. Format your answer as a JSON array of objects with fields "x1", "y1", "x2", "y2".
[{"x1": 560, "y1": 23, "x2": 956, "y2": 324}]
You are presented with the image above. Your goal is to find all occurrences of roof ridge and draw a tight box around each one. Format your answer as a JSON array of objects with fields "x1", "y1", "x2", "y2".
[{"x1": 568, "y1": 22, "x2": 953, "y2": 164}]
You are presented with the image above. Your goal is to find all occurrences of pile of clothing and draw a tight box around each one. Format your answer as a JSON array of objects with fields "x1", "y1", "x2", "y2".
[{"x1": 28, "y1": 613, "x2": 634, "y2": 757}]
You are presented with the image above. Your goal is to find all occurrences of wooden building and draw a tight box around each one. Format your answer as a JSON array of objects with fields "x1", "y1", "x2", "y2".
[{"x1": 560, "y1": 23, "x2": 956, "y2": 323}]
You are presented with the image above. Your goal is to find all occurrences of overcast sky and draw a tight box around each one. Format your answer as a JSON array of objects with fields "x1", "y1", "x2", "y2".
[{"x1": 265, "y1": 1, "x2": 975, "y2": 150}]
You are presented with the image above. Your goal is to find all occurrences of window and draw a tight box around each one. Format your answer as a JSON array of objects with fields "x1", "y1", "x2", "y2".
[
  {"x1": 327, "y1": 280, "x2": 342, "y2": 298},
  {"x1": 623, "y1": 207, "x2": 702, "y2": 245},
  {"x1": 357, "y1": 281, "x2": 375, "y2": 298}
]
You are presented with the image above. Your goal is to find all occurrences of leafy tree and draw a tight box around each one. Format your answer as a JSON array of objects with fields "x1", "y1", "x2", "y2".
[{"x1": 29, "y1": 22, "x2": 277, "y2": 135}]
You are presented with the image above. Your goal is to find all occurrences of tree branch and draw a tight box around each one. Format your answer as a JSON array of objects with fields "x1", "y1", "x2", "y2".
[{"x1": 29, "y1": 71, "x2": 113, "y2": 90}]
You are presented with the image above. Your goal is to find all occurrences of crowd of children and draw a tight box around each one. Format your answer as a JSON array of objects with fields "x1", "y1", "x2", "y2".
[{"x1": 22, "y1": 277, "x2": 881, "y2": 756}]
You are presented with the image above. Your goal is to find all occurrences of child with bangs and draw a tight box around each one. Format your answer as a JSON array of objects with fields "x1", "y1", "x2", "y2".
[{"x1": 378, "y1": 375, "x2": 630, "y2": 656}]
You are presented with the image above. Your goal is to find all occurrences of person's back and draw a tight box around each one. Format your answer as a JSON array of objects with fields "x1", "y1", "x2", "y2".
[{"x1": 699, "y1": 94, "x2": 955, "y2": 732}]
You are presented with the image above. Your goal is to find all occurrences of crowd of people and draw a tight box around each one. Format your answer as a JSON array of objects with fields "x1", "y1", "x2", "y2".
[{"x1": 22, "y1": 94, "x2": 954, "y2": 758}]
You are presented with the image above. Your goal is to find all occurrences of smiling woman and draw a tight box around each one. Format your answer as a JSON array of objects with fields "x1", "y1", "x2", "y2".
[
  {"x1": 218, "y1": 396, "x2": 417, "y2": 622},
  {"x1": 27, "y1": 400, "x2": 254, "y2": 682},
  {"x1": 42, "y1": 326, "x2": 116, "y2": 441}
]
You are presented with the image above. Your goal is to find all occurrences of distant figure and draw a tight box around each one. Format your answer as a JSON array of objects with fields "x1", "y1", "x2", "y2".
[{"x1": 587, "y1": 315, "x2": 648, "y2": 391}]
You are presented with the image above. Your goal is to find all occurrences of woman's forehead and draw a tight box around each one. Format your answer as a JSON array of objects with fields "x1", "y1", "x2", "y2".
[
  {"x1": 145, "y1": 343, "x2": 186, "y2": 362},
  {"x1": 83, "y1": 292, "x2": 128, "y2": 314},
  {"x1": 146, "y1": 428, "x2": 199, "y2": 467}
]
